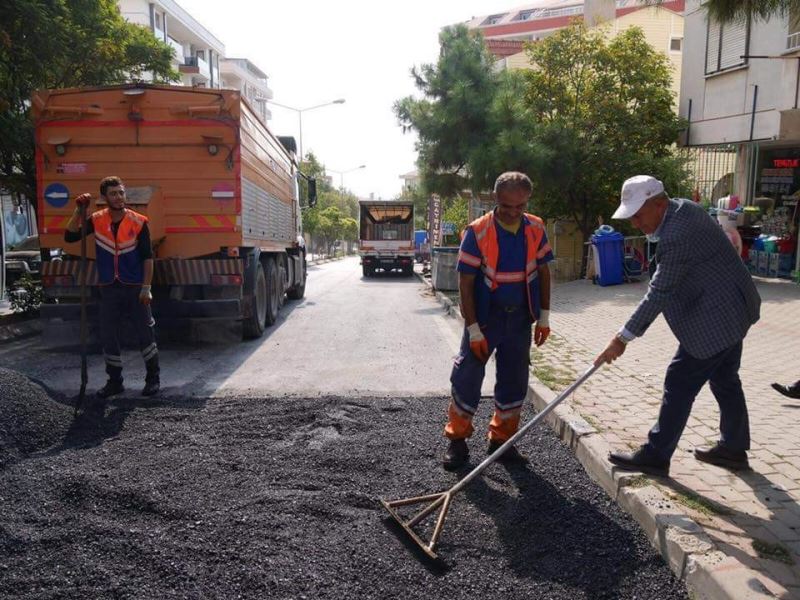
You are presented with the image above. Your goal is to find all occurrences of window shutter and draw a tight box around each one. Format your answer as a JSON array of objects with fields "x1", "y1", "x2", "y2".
[
  {"x1": 706, "y1": 20, "x2": 721, "y2": 74},
  {"x1": 719, "y1": 20, "x2": 748, "y2": 70}
]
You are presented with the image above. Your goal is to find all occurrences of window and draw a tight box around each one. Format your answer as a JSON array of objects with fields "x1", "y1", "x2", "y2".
[
  {"x1": 705, "y1": 17, "x2": 749, "y2": 74},
  {"x1": 788, "y1": 6, "x2": 800, "y2": 50},
  {"x1": 482, "y1": 13, "x2": 506, "y2": 26},
  {"x1": 154, "y1": 12, "x2": 163, "y2": 29},
  {"x1": 670, "y1": 37, "x2": 682, "y2": 52}
]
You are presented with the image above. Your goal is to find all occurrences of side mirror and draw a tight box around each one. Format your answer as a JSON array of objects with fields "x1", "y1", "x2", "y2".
[{"x1": 308, "y1": 178, "x2": 317, "y2": 208}]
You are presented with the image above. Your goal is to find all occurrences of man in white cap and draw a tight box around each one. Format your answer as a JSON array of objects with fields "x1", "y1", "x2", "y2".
[{"x1": 594, "y1": 176, "x2": 761, "y2": 476}]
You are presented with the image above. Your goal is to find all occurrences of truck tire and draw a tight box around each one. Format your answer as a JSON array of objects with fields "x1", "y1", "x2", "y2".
[
  {"x1": 264, "y1": 257, "x2": 280, "y2": 326},
  {"x1": 243, "y1": 262, "x2": 267, "y2": 339},
  {"x1": 362, "y1": 264, "x2": 371, "y2": 278},
  {"x1": 287, "y1": 253, "x2": 306, "y2": 300},
  {"x1": 403, "y1": 263, "x2": 414, "y2": 277}
]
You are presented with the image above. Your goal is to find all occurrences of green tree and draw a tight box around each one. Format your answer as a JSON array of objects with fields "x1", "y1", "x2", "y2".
[
  {"x1": 680, "y1": 0, "x2": 797, "y2": 23},
  {"x1": 0, "y1": 0, "x2": 178, "y2": 206},
  {"x1": 394, "y1": 24, "x2": 499, "y2": 197},
  {"x1": 521, "y1": 24, "x2": 689, "y2": 249},
  {"x1": 441, "y1": 195, "x2": 469, "y2": 246}
]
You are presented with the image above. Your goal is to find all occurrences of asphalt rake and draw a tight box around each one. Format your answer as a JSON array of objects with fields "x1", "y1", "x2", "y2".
[{"x1": 380, "y1": 363, "x2": 601, "y2": 560}]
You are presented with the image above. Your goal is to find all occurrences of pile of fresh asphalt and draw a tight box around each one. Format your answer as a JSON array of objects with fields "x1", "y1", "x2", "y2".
[
  {"x1": 0, "y1": 389, "x2": 689, "y2": 599},
  {"x1": 0, "y1": 368, "x2": 71, "y2": 468}
]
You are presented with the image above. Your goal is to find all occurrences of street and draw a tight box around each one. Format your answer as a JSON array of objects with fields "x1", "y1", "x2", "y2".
[
  {"x1": 0, "y1": 258, "x2": 689, "y2": 599},
  {"x1": 0, "y1": 257, "x2": 489, "y2": 399}
]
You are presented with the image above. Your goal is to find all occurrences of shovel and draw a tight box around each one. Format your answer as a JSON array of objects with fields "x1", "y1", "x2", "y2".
[
  {"x1": 380, "y1": 363, "x2": 600, "y2": 560},
  {"x1": 74, "y1": 203, "x2": 88, "y2": 415}
]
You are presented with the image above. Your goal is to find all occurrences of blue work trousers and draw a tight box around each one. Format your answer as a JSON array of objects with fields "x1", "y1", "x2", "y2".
[
  {"x1": 450, "y1": 306, "x2": 532, "y2": 417},
  {"x1": 646, "y1": 340, "x2": 750, "y2": 461}
]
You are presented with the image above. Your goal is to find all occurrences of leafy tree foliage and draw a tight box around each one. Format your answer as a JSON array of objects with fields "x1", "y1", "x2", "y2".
[
  {"x1": 396, "y1": 22, "x2": 689, "y2": 254},
  {"x1": 692, "y1": 0, "x2": 798, "y2": 23},
  {"x1": 300, "y1": 152, "x2": 360, "y2": 254},
  {"x1": 395, "y1": 25, "x2": 498, "y2": 197},
  {"x1": 0, "y1": 0, "x2": 178, "y2": 204},
  {"x1": 522, "y1": 24, "x2": 689, "y2": 241}
]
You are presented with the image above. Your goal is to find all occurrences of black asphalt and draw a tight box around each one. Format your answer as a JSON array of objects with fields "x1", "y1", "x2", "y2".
[{"x1": 0, "y1": 368, "x2": 688, "y2": 599}]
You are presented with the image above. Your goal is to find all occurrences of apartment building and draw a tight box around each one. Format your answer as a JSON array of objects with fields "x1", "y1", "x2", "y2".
[
  {"x1": 220, "y1": 58, "x2": 273, "y2": 123},
  {"x1": 468, "y1": 0, "x2": 684, "y2": 99},
  {"x1": 118, "y1": 0, "x2": 225, "y2": 88}
]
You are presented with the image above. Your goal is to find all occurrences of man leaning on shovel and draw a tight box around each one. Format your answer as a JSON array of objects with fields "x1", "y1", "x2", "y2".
[
  {"x1": 595, "y1": 175, "x2": 761, "y2": 477},
  {"x1": 65, "y1": 176, "x2": 160, "y2": 399}
]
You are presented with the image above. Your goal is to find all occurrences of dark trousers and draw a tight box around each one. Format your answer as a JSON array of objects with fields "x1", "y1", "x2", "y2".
[
  {"x1": 450, "y1": 306, "x2": 532, "y2": 415},
  {"x1": 647, "y1": 340, "x2": 749, "y2": 461},
  {"x1": 99, "y1": 282, "x2": 159, "y2": 383}
]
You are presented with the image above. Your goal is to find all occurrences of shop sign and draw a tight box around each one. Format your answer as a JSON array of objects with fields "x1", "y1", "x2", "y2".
[
  {"x1": 429, "y1": 194, "x2": 442, "y2": 247},
  {"x1": 772, "y1": 159, "x2": 799, "y2": 168}
]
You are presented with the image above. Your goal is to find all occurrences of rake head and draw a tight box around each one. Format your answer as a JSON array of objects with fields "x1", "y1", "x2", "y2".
[{"x1": 380, "y1": 491, "x2": 453, "y2": 560}]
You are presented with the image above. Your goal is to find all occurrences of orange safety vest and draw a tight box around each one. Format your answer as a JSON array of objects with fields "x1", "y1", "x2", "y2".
[
  {"x1": 91, "y1": 208, "x2": 148, "y2": 285},
  {"x1": 466, "y1": 210, "x2": 550, "y2": 324}
]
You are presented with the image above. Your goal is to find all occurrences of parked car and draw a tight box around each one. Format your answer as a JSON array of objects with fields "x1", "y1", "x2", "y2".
[{"x1": 4, "y1": 235, "x2": 61, "y2": 289}]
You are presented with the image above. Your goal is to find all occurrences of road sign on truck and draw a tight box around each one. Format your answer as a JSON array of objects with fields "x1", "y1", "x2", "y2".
[
  {"x1": 359, "y1": 200, "x2": 414, "y2": 277},
  {"x1": 33, "y1": 84, "x2": 315, "y2": 341}
]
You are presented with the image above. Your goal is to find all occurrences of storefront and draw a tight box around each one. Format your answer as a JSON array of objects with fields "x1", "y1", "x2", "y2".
[{"x1": 748, "y1": 145, "x2": 800, "y2": 280}]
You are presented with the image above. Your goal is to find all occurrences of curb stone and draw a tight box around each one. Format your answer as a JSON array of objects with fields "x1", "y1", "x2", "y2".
[{"x1": 420, "y1": 273, "x2": 786, "y2": 600}]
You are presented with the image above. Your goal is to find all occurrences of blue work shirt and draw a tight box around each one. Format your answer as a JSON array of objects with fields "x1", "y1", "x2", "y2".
[{"x1": 457, "y1": 219, "x2": 554, "y2": 309}]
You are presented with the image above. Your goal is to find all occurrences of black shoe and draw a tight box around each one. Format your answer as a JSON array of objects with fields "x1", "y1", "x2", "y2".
[
  {"x1": 141, "y1": 379, "x2": 160, "y2": 397},
  {"x1": 695, "y1": 443, "x2": 749, "y2": 471},
  {"x1": 97, "y1": 380, "x2": 124, "y2": 399},
  {"x1": 771, "y1": 381, "x2": 800, "y2": 400},
  {"x1": 609, "y1": 446, "x2": 670, "y2": 477},
  {"x1": 443, "y1": 439, "x2": 469, "y2": 471},
  {"x1": 487, "y1": 440, "x2": 528, "y2": 464}
]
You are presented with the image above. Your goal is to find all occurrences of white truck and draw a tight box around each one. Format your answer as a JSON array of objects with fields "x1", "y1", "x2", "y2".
[{"x1": 358, "y1": 200, "x2": 414, "y2": 277}]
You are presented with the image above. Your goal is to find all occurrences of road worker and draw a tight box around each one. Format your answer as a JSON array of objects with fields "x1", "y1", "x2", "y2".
[
  {"x1": 65, "y1": 176, "x2": 160, "y2": 398},
  {"x1": 443, "y1": 171, "x2": 553, "y2": 470}
]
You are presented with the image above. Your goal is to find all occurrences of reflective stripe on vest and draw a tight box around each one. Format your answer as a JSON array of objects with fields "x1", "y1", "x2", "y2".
[
  {"x1": 470, "y1": 211, "x2": 545, "y2": 290},
  {"x1": 91, "y1": 208, "x2": 148, "y2": 285}
]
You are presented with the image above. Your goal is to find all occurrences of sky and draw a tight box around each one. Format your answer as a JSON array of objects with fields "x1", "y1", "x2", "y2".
[{"x1": 179, "y1": 0, "x2": 515, "y2": 200}]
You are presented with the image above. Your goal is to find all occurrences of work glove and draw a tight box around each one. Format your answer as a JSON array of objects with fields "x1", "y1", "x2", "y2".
[
  {"x1": 139, "y1": 285, "x2": 152, "y2": 306},
  {"x1": 534, "y1": 309, "x2": 551, "y2": 347},
  {"x1": 467, "y1": 322, "x2": 490, "y2": 364},
  {"x1": 74, "y1": 193, "x2": 92, "y2": 209}
]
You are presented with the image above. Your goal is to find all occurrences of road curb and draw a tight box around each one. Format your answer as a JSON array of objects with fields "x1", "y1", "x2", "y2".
[
  {"x1": 422, "y1": 274, "x2": 783, "y2": 600},
  {"x1": 308, "y1": 255, "x2": 346, "y2": 266}
]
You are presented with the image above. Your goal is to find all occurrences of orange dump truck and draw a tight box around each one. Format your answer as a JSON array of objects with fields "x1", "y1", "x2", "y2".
[{"x1": 33, "y1": 84, "x2": 313, "y2": 340}]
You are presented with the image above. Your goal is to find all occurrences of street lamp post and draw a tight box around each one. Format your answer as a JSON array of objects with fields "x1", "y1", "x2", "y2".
[
  {"x1": 269, "y1": 98, "x2": 345, "y2": 164},
  {"x1": 327, "y1": 164, "x2": 366, "y2": 194}
]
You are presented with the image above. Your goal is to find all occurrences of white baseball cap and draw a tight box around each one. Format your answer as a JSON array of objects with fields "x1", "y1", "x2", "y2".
[{"x1": 612, "y1": 175, "x2": 665, "y2": 219}]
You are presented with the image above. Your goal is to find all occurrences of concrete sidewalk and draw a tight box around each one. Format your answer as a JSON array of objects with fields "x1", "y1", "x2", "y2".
[
  {"x1": 424, "y1": 271, "x2": 800, "y2": 599},
  {"x1": 534, "y1": 277, "x2": 800, "y2": 598}
]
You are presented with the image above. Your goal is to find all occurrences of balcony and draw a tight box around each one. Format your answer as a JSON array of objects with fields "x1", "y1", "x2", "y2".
[
  {"x1": 788, "y1": 31, "x2": 800, "y2": 52},
  {"x1": 167, "y1": 37, "x2": 184, "y2": 63},
  {"x1": 180, "y1": 55, "x2": 210, "y2": 81}
]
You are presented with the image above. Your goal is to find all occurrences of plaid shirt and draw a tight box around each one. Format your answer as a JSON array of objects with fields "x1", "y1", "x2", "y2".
[{"x1": 624, "y1": 199, "x2": 761, "y2": 359}]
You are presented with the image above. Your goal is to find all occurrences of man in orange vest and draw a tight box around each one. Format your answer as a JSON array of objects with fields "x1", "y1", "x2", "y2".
[
  {"x1": 65, "y1": 176, "x2": 159, "y2": 399},
  {"x1": 444, "y1": 171, "x2": 553, "y2": 470}
]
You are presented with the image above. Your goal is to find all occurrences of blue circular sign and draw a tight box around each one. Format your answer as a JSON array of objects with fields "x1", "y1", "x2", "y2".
[{"x1": 44, "y1": 182, "x2": 70, "y2": 208}]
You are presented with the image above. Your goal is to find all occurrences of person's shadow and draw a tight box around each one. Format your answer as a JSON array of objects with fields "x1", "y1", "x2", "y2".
[{"x1": 464, "y1": 461, "x2": 654, "y2": 596}]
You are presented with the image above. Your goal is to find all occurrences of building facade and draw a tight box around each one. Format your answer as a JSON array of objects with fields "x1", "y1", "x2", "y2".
[
  {"x1": 680, "y1": 0, "x2": 800, "y2": 276},
  {"x1": 220, "y1": 58, "x2": 274, "y2": 123},
  {"x1": 470, "y1": 0, "x2": 685, "y2": 100},
  {"x1": 118, "y1": 0, "x2": 225, "y2": 88}
]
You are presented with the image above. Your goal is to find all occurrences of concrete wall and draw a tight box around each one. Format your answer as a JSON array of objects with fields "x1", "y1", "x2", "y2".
[{"x1": 680, "y1": 0, "x2": 798, "y2": 145}]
